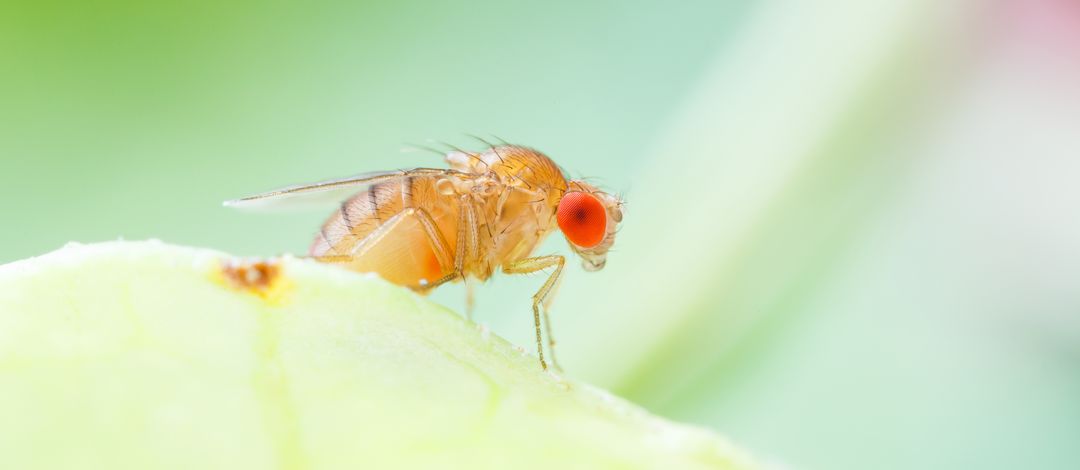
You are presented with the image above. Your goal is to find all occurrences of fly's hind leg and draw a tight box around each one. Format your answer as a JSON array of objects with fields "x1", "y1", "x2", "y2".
[
  {"x1": 464, "y1": 280, "x2": 476, "y2": 321},
  {"x1": 502, "y1": 255, "x2": 566, "y2": 371},
  {"x1": 312, "y1": 197, "x2": 482, "y2": 323}
]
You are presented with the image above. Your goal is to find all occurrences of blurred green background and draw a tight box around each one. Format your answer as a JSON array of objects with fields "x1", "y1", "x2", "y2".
[{"x1": 3, "y1": 0, "x2": 1079, "y2": 468}]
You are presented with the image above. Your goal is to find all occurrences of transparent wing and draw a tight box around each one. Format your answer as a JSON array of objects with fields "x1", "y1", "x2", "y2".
[{"x1": 223, "y1": 168, "x2": 459, "y2": 212}]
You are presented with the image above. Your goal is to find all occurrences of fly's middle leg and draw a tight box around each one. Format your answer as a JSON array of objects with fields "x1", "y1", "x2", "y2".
[{"x1": 502, "y1": 255, "x2": 566, "y2": 371}]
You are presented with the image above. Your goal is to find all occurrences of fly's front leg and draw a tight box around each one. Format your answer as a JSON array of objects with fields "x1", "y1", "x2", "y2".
[{"x1": 502, "y1": 255, "x2": 565, "y2": 371}]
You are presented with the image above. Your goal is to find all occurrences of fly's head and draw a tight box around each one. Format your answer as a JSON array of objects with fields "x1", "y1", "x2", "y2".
[{"x1": 556, "y1": 181, "x2": 624, "y2": 271}]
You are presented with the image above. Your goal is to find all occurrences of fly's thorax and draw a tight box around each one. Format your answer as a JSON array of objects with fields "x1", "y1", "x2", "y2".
[
  {"x1": 443, "y1": 144, "x2": 568, "y2": 208},
  {"x1": 485, "y1": 145, "x2": 566, "y2": 234},
  {"x1": 434, "y1": 173, "x2": 501, "y2": 199},
  {"x1": 463, "y1": 145, "x2": 569, "y2": 192},
  {"x1": 442, "y1": 144, "x2": 568, "y2": 265},
  {"x1": 471, "y1": 187, "x2": 560, "y2": 275}
]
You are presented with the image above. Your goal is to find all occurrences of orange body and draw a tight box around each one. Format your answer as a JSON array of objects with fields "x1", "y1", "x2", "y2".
[
  {"x1": 309, "y1": 146, "x2": 568, "y2": 290},
  {"x1": 227, "y1": 143, "x2": 623, "y2": 370}
]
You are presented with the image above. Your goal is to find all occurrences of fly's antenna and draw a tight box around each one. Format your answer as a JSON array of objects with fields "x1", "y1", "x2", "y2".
[{"x1": 617, "y1": 182, "x2": 631, "y2": 207}]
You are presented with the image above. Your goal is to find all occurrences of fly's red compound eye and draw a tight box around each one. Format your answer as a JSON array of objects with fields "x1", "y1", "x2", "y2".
[{"x1": 557, "y1": 191, "x2": 606, "y2": 248}]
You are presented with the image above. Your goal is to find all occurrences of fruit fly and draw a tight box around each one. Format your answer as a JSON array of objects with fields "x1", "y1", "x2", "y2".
[{"x1": 225, "y1": 144, "x2": 624, "y2": 370}]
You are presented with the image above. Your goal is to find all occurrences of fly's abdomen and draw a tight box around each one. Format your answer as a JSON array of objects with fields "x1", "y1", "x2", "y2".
[{"x1": 309, "y1": 177, "x2": 461, "y2": 289}]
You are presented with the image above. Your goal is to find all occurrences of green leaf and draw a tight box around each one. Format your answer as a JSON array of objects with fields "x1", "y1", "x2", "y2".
[{"x1": 0, "y1": 241, "x2": 760, "y2": 469}]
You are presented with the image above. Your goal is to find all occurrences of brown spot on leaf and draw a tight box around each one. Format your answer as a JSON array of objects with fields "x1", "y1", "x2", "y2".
[{"x1": 218, "y1": 258, "x2": 289, "y2": 302}]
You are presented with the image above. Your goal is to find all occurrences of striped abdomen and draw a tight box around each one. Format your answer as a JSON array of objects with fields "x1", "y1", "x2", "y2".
[{"x1": 309, "y1": 176, "x2": 462, "y2": 289}]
